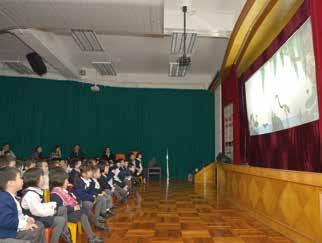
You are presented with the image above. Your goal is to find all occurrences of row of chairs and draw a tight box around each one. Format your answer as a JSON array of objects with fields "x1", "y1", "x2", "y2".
[
  {"x1": 115, "y1": 153, "x2": 162, "y2": 182},
  {"x1": 114, "y1": 151, "x2": 138, "y2": 160}
]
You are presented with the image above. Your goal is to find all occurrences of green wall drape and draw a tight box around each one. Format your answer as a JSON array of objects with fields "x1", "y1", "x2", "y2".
[{"x1": 0, "y1": 75, "x2": 214, "y2": 179}]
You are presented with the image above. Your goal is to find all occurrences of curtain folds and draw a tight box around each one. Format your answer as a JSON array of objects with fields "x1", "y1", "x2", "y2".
[
  {"x1": 238, "y1": 0, "x2": 322, "y2": 171},
  {"x1": 0, "y1": 76, "x2": 214, "y2": 179}
]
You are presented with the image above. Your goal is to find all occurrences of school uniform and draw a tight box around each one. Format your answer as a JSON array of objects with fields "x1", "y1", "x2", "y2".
[
  {"x1": 72, "y1": 178, "x2": 107, "y2": 229},
  {"x1": 50, "y1": 187, "x2": 97, "y2": 240},
  {"x1": 118, "y1": 167, "x2": 127, "y2": 181},
  {"x1": 135, "y1": 159, "x2": 143, "y2": 176},
  {"x1": 68, "y1": 169, "x2": 80, "y2": 186},
  {"x1": 21, "y1": 187, "x2": 69, "y2": 243},
  {"x1": 102, "y1": 172, "x2": 127, "y2": 202},
  {"x1": 91, "y1": 178, "x2": 113, "y2": 211},
  {"x1": 0, "y1": 190, "x2": 44, "y2": 243},
  {"x1": 112, "y1": 170, "x2": 129, "y2": 201}
]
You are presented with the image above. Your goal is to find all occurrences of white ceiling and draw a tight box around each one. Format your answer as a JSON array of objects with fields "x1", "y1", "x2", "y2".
[{"x1": 0, "y1": 0, "x2": 246, "y2": 90}]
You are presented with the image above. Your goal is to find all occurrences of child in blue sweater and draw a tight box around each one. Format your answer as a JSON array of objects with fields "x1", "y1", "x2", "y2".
[
  {"x1": 71, "y1": 164, "x2": 108, "y2": 231},
  {"x1": 0, "y1": 167, "x2": 44, "y2": 243},
  {"x1": 91, "y1": 166, "x2": 114, "y2": 216}
]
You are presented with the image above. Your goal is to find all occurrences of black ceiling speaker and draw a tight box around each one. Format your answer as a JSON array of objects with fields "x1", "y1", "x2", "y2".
[{"x1": 26, "y1": 52, "x2": 47, "y2": 76}]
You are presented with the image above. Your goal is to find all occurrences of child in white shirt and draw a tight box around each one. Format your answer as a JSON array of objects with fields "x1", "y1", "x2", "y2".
[{"x1": 21, "y1": 168, "x2": 71, "y2": 243}]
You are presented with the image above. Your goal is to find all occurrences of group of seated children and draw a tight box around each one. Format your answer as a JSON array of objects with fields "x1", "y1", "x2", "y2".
[{"x1": 0, "y1": 149, "x2": 145, "y2": 243}]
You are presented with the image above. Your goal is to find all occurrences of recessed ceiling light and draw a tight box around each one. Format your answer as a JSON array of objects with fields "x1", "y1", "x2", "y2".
[{"x1": 71, "y1": 29, "x2": 104, "y2": 52}]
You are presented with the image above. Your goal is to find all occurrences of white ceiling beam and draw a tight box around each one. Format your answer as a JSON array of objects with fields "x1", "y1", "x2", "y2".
[
  {"x1": 79, "y1": 69, "x2": 210, "y2": 90},
  {"x1": 9, "y1": 28, "x2": 80, "y2": 80},
  {"x1": 164, "y1": 10, "x2": 233, "y2": 38}
]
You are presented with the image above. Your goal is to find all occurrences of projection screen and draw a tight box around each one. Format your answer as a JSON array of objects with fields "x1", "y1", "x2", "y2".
[{"x1": 245, "y1": 19, "x2": 318, "y2": 136}]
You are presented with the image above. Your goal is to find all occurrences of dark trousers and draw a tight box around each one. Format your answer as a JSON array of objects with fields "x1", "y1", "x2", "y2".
[{"x1": 16, "y1": 221, "x2": 45, "y2": 243}]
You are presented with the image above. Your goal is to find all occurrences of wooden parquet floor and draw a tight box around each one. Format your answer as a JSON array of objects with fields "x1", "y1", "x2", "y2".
[{"x1": 80, "y1": 182, "x2": 293, "y2": 243}]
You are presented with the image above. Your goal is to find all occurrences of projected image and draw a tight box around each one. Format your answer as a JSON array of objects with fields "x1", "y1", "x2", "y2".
[{"x1": 245, "y1": 19, "x2": 318, "y2": 136}]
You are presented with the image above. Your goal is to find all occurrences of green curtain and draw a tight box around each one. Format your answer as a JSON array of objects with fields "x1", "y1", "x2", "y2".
[{"x1": 0, "y1": 75, "x2": 214, "y2": 179}]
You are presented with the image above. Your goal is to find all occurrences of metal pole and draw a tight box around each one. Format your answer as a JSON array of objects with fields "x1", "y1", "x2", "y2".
[
  {"x1": 166, "y1": 147, "x2": 169, "y2": 181},
  {"x1": 183, "y1": 6, "x2": 187, "y2": 57}
]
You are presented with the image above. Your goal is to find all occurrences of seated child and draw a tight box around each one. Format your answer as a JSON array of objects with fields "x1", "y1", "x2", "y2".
[
  {"x1": 21, "y1": 168, "x2": 71, "y2": 243},
  {"x1": 111, "y1": 168, "x2": 129, "y2": 202},
  {"x1": 97, "y1": 162, "x2": 121, "y2": 202},
  {"x1": 16, "y1": 160, "x2": 24, "y2": 174},
  {"x1": 71, "y1": 164, "x2": 108, "y2": 231},
  {"x1": 0, "y1": 167, "x2": 44, "y2": 243},
  {"x1": 135, "y1": 153, "x2": 144, "y2": 176},
  {"x1": 59, "y1": 159, "x2": 68, "y2": 172},
  {"x1": 97, "y1": 161, "x2": 129, "y2": 204},
  {"x1": 91, "y1": 166, "x2": 114, "y2": 216},
  {"x1": 68, "y1": 158, "x2": 82, "y2": 186},
  {"x1": 48, "y1": 159, "x2": 61, "y2": 170},
  {"x1": 49, "y1": 167, "x2": 103, "y2": 243},
  {"x1": 125, "y1": 163, "x2": 136, "y2": 188},
  {"x1": 113, "y1": 168, "x2": 127, "y2": 189},
  {"x1": 37, "y1": 160, "x2": 49, "y2": 190},
  {"x1": 128, "y1": 152, "x2": 136, "y2": 167},
  {"x1": 23, "y1": 160, "x2": 36, "y2": 172},
  {"x1": 0, "y1": 155, "x2": 16, "y2": 169},
  {"x1": 135, "y1": 153, "x2": 146, "y2": 184},
  {"x1": 97, "y1": 162, "x2": 114, "y2": 194},
  {"x1": 118, "y1": 159, "x2": 127, "y2": 182}
]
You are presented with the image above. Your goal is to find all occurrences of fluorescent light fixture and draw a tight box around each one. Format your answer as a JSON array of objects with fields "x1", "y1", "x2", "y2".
[
  {"x1": 3, "y1": 61, "x2": 33, "y2": 74},
  {"x1": 168, "y1": 62, "x2": 189, "y2": 77},
  {"x1": 171, "y1": 32, "x2": 197, "y2": 55},
  {"x1": 92, "y1": 62, "x2": 117, "y2": 76},
  {"x1": 71, "y1": 29, "x2": 104, "y2": 52}
]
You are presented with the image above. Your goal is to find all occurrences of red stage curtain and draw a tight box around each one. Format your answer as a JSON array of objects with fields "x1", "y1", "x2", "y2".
[
  {"x1": 310, "y1": 0, "x2": 322, "y2": 170},
  {"x1": 238, "y1": 0, "x2": 322, "y2": 171}
]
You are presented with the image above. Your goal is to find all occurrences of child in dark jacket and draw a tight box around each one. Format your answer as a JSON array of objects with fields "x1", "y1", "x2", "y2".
[
  {"x1": 111, "y1": 167, "x2": 129, "y2": 202},
  {"x1": 97, "y1": 162, "x2": 127, "y2": 203},
  {"x1": 49, "y1": 167, "x2": 103, "y2": 243},
  {"x1": 97, "y1": 162, "x2": 114, "y2": 192},
  {"x1": 68, "y1": 158, "x2": 82, "y2": 186},
  {"x1": 0, "y1": 167, "x2": 44, "y2": 243},
  {"x1": 71, "y1": 164, "x2": 108, "y2": 231},
  {"x1": 91, "y1": 166, "x2": 114, "y2": 216}
]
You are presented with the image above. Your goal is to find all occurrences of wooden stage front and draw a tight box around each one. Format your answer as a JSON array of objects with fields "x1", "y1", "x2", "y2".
[{"x1": 81, "y1": 181, "x2": 293, "y2": 243}]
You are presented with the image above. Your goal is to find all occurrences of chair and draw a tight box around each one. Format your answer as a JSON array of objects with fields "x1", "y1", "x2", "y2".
[
  {"x1": 44, "y1": 228, "x2": 52, "y2": 243},
  {"x1": 147, "y1": 167, "x2": 162, "y2": 182},
  {"x1": 41, "y1": 189, "x2": 82, "y2": 243},
  {"x1": 68, "y1": 221, "x2": 83, "y2": 243},
  {"x1": 115, "y1": 153, "x2": 125, "y2": 160},
  {"x1": 43, "y1": 189, "x2": 50, "y2": 203}
]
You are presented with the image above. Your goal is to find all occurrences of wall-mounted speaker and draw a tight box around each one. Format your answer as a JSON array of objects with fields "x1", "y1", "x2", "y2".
[{"x1": 26, "y1": 52, "x2": 47, "y2": 76}]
